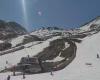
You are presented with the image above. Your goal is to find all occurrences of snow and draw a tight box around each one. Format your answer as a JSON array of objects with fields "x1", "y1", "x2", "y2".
[
  {"x1": 0, "y1": 40, "x2": 3, "y2": 43},
  {"x1": 0, "y1": 36, "x2": 60, "y2": 71},
  {"x1": 45, "y1": 56, "x2": 64, "y2": 62},
  {"x1": 11, "y1": 35, "x2": 25, "y2": 47},
  {"x1": 45, "y1": 50, "x2": 64, "y2": 62},
  {"x1": 31, "y1": 29, "x2": 51, "y2": 38},
  {"x1": 24, "y1": 41, "x2": 42, "y2": 48},
  {"x1": 31, "y1": 28, "x2": 65, "y2": 39},
  {"x1": 65, "y1": 42, "x2": 70, "y2": 48},
  {"x1": 0, "y1": 31, "x2": 100, "y2": 80}
]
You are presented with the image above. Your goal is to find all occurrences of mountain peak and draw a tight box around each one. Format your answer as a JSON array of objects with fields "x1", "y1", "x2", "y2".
[
  {"x1": 0, "y1": 20, "x2": 27, "y2": 40},
  {"x1": 80, "y1": 16, "x2": 100, "y2": 31}
]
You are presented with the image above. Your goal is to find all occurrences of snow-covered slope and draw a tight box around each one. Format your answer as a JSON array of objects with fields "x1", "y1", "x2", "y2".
[
  {"x1": 31, "y1": 27, "x2": 65, "y2": 40},
  {"x1": 66, "y1": 17, "x2": 100, "y2": 38},
  {"x1": 0, "y1": 30, "x2": 100, "y2": 80},
  {"x1": 0, "y1": 36, "x2": 61, "y2": 70},
  {"x1": 11, "y1": 35, "x2": 25, "y2": 47},
  {"x1": 10, "y1": 34, "x2": 42, "y2": 48},
  {"x1": 80, "y1": 17, "x2": 100, "y2": 31}
]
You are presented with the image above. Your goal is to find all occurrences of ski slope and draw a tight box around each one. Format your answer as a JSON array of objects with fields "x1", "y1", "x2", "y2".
[
  {"x1": 0, "y1": 32, "x2": 100, "y2": 80},
  {"x1": 0, "y1": 36, "x2": 61, "y2": 71}
]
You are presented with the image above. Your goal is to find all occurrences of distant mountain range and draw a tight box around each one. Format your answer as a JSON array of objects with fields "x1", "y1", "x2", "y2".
[{"x1": 0, "y1": 16, "x2": 100, "y2": 51}]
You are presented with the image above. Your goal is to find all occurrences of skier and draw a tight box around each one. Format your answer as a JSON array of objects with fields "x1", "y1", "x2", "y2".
[
  {"x1": 7, "y1": 75, "x2": 10, "y2": 80},
  {"x1": 27, "y1": 55, "x2": 30, "y2": 58},
  {"x1": 12, "y1": 66, "x2": 16, "y2": 76},
  {"x1": 38, "y1": 58, "x2": 44, "y2": 72},
  {"x1": 6, "y1": 61, "x2": 8, "y2": 64},
  {"x1": 22, "y1": 65, "x2": 26, "y2": 79},
  {"x1": 23, "y1": 72, "x2": 25, "y2": 79},
  {"x1": 97, "y1": 54, "x2": 100, "y2": 58},
  {"x1": 50, "y1": 70, "x2": 54, "y2": 76}
]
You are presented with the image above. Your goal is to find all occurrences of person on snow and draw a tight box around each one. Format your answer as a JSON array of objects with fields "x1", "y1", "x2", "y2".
[
  {"x1": 7, "y1": 75, "x2": 10, "y2": 80},
  {"x1": 97, "y1": 54, "x2": 100, "y2": 58}
]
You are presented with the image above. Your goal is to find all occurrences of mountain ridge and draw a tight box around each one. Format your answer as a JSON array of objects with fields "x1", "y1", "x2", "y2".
[{"x1": 0, "y1": 20, "x2": 27, "y2": 40}]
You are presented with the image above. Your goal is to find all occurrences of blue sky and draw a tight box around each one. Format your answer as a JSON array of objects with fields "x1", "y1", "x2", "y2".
[{"x1": 0, "y1": 0, "x2": 100, "y2": 31}]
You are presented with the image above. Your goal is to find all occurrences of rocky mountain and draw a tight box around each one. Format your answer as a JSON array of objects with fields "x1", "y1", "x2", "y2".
[
  {"x1": 0, "y1": 20, "x2": 27, "y2": 40},
  {"x1": 80, "y1": 16, "x2": 100, "y2": 31},
  {"x1": 61, "y1": 16, "x2": 100, "y2": 39},
  {"x1": 31, "y1": 27, "x2": 65, "y2": 40},
  {"x1": 78, "y1": 16, "x2": 100, "y2": 35},
  {"x1": 30, "y1": 17, "x2": 100, "y2": 40},
  {"x1": 0, "y1": 20, "x2": 27, "y2": 51}
]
